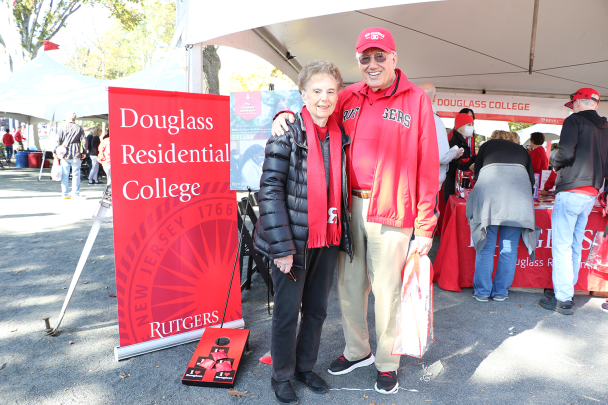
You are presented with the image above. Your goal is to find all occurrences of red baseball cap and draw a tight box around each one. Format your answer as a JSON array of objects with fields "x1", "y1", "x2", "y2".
[
  {"x1": 565, "y1": 87, "x2": 600, "y2": 109},
  {"x1": 356, "y1": 27, "x2": 396, "y2": 53},
  {"x1": 454, "y1": 113, "x2": 474, "y2": 129}
]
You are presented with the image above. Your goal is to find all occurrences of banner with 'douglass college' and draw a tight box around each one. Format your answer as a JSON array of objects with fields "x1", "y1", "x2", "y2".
[{"x1": 109, "y1": 88, "x2": 243, "y2": 359}]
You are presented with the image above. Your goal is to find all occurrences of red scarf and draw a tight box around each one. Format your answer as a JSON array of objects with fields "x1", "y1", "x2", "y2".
[{"x1": 302, "y1": 106, "x2": 342, "y2": 248}]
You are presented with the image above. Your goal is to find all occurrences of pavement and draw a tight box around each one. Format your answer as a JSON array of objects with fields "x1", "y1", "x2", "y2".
[{"x1": 1, "y1": 165, "x2": 608, "y2": 405}]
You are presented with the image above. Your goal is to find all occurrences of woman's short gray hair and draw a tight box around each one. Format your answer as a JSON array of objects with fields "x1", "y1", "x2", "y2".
[{"x1": 297, "y1": 60, "x2": 343, "y2": 93}]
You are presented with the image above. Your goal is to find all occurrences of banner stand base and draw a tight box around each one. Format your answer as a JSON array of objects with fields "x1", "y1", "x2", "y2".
[{"x1": 114, "y1": 319, "x2": 244, "y2": 361}]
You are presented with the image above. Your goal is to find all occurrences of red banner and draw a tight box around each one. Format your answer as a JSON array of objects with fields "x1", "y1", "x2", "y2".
[
  {"x1": 434, "y1": 197, "x2": 608, "y2": 292},
  {"x1": 109, "y1": 88, "x2": 242, "y2": 355}
]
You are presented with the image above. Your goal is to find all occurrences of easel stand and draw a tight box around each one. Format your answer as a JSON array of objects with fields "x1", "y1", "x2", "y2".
[
  {"x1": 44, "y1": 185, "x2": 112, "y2": 335},
  {"x1": 181, "y1": 189, "x2": 258, "y2": 388}
]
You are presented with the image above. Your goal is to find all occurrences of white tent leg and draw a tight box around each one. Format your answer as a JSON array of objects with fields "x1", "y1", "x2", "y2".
[
  {"x1": 47, "y1": 185, "x2": 112, "y2": 335},
  {"x1": 38, "y1": 149, "x2": 46, "y2": 181}
]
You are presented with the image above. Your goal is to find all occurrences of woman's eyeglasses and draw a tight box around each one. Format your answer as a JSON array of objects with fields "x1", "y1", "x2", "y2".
[{"x1": 358, "y1": 52, "x2": 392, "y2": 65}]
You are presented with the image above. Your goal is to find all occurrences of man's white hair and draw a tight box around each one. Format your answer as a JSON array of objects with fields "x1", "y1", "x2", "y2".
[{"x1": 578, "y1": 98, "x2": 598, "y2": 108}]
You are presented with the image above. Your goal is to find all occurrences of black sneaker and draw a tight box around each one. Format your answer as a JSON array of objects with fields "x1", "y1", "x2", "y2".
[
  {"x1": 294, "y1": 370, "x2": 328, "y2": 394},
  {"x1": 544, "y1": 289, "x2": 575, "y2": 305},
  {"x1": 539, "y1": 297, "x2": 574, "y2": 315},
  {"x1": 375, "y1": 370, "x2": 399, "y2": 394},
  {"x1": 472, "y1": 294, "x2": 489, "y2": 302},
  {"x1": 601, "y1": 301, "x2": 608, "y2": 313},
  {"x1": 328, "y1": 353, "x2": 375, "y2": 375},
  {"x1": 271, "y1": 378, "x2": 299, "y2": 405},
  {"x1": 492, "y1": 295, "x2": 509, "y2": 302}
]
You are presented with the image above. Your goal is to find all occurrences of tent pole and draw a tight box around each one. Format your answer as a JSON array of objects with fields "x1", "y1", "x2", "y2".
[
  {"x1": 189, "y1": 43, "x2": 203, "y2": 93},
  {"x1": 528, "y1": 0, "x2": 540, "y2": 74}
]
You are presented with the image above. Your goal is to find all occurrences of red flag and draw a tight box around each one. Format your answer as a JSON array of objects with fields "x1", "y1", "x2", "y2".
[{"x1": 44, "y1": 40, "x2": 60, "y2": 51}]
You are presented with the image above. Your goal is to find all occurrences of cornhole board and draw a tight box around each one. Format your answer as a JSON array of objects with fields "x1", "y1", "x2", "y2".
[{"x1": 182, "y1": 328, "x2": 250, "y2": 388}]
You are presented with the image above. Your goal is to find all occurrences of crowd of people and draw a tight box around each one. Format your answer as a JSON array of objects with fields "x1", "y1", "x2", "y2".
[
  {"x1": 247, "y1": 26, "x2": 608, "y2": 405},
  {"x1": 2, "y1": 125, "x2": 26, "y2": 162}
]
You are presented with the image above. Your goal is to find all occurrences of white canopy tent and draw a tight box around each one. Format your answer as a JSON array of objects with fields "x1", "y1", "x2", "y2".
[
  {"x1": 0, "y1": 52, "x2": 185, "y2": 148},
  {"x1": 179, "y1": 0, "x2": 608, "y2": 118},
  {"x1": 517, "y1": 123, "x2": 563, "y2": 146}
]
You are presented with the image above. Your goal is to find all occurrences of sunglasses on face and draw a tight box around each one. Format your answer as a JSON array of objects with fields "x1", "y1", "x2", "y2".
[{"x1": 358, "y1": 52, "x2": 392, "y2": 65}]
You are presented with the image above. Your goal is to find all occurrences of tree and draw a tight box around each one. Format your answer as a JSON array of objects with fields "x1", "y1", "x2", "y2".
[
  {"x1": 226, "y1": 65, "x2": 296, "y2": 93},
  {"x1": 508, "y1": 122, "x2": 535, "y2": 132},
  {"x1": 5, "y1": 0, "x2": 142, "y2": 68},
  {"x1": 202, "y1": 45, "x2": 220, "y2": 95},
  {"x1": 63, "y1": 0, "x2": 175, "y2": 79}
]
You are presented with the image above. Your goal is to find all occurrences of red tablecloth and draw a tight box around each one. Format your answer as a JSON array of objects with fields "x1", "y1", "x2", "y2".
[{"x1": 433, "y1": 195, "x2": 608, "y2": 292}]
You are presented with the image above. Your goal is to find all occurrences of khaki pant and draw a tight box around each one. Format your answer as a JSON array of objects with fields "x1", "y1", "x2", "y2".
[{"x1": 337, "y1": 196, "x2": 412, "y2": 371}]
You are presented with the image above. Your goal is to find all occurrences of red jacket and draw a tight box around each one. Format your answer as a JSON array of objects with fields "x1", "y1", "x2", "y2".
[
  {"x1": 336, "y1": 70, "x2": 440, "y2": 237},
  {"x1": 529, "y1": 146, "x2": 548, "y2": 174},
  {"x1": 3, "y1": 133, "x2": 14, "y2": 146},
  {"x1": 14, "y1": 130, "x2": 24, "y2": 142}
]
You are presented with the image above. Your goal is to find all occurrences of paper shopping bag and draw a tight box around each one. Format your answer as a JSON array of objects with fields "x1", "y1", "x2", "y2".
[
  {"x1": 51, "y1": 158, "x2": 62, "y2": 181},
  {"x1": 391, "y1": 241, "x2": 434, "y2": 358},
  {"x1": 585, "y1": 231, "x2": 608, "y2": 273}
]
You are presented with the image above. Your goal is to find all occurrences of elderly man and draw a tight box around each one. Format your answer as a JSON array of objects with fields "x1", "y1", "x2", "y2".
[
  {"x1": 540, "y1": 88, "x2": 608, "y2": 315},
  {"x1": 420, "y1": 82, "x2": 463, "y2": 190},
  {"x1": 272, "y1": 27, "x2": 439, "y2": 394}
]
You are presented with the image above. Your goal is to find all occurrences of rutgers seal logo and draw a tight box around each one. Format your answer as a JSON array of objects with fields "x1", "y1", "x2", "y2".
[
  {"x1": 328, "y1": 207, "x2": 338, "y2": 224},
  {"x1": 365, "y1": 32, "x2": 385, "y2": 40}
]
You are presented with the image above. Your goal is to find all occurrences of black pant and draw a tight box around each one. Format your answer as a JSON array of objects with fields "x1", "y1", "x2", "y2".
[{"x1": 271, "y1": 245, "x2": 339, "y2": 381}]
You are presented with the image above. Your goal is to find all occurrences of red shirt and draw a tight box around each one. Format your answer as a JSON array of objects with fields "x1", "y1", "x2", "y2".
[
  {"x1": 529, "y1": 146, "x2": 548, "y2": 174},
  {"x1": 14, "y1": 130, "x2": 24, "y2": 142},
  {"x1": 2, "y1": 133, "x2": 14, "y2": 146},
  {"x1": 350, "y1": 79, "x2": 398, "y2": 189}
]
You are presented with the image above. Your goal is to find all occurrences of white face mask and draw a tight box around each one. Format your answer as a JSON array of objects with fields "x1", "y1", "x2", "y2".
[{"x1": 465, "y1": 126, "x2": 474, "y2": 138}]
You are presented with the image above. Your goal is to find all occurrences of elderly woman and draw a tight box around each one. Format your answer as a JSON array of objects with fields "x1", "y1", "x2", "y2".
[
  {"x1": 444, "y1": 113, "x2": 476, "y2": 202},
  {"x1": 466, "y1": 130, "x2": 538, "y2": 302},
  {"x1": 253, "y1": 60, "x2": 353, "y2": 405}
]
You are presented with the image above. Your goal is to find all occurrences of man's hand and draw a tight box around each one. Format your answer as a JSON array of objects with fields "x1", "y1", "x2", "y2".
[
  {"x1": 539, "y1": 189, "x2": 549, "y2": 196},
  {"x1": 271, "y1": 113, "x2": 295, "y2": 137},
  {"x1": 274, "y1": 255, "x2": 293, "y2": 274},
  {"x1": 469, "y1": 163, "x2": 475, "y2": 172},
  {"x1": 415, "y1": 236, "x2": 433, "y2": 256}
]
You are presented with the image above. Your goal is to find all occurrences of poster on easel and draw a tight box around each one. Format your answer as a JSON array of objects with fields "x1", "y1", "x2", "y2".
[
  {"x1": 109, "y1": 88, "x2": 243, "y2": 360},
  {"x1": 230, "y1": 90, "x2": 302, "y2": 191}
]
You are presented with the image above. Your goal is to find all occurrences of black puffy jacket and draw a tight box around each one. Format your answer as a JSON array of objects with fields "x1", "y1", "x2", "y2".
[{"x1": 253, "y1": 113, "x2": 354, "y2": 270}]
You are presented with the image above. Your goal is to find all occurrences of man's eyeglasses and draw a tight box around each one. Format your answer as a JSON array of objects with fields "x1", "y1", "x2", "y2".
[{"x1": 358, "y1": 52, "x2": 393, "y2": 65}]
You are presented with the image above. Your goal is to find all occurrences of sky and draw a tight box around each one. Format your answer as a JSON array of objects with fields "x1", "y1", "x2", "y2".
[{"x1": 1, "y1": 3, "x2": 295, "y2": 95}]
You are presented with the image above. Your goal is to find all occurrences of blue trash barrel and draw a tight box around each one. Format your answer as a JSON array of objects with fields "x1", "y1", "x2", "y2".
[{"x1": 16, "y1": 151, "x2": 30, "y2": 167}]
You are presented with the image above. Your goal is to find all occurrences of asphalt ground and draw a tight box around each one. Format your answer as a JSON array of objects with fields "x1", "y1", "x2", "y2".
[{"x1": 1, "y1": 165, "x2": 608, "y2": 405}]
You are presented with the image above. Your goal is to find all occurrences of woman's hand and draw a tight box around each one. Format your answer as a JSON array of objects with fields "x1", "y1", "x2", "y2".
[
  {"x1": 539, "y1": 189, "x2": 549, "y2": 196},
  {"x1": 455, "y1": 148, "x2": 464, "y2": 159},
  {"x1": 271, "y1": 113, "x2": 295, "y2": 137},
  {"x1": 274, "y1": 255, "x2": 293, "y2": 274}
]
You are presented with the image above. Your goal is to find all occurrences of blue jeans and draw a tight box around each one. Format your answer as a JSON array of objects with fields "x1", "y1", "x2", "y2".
[
  {"x1": 61, "y1": 158, "x2": 81, "y2": 196},
  {"x1": 551, "y1": 191, "x2": 596, "y2": 301},
  {"x1": 473, "y1": 225, "x2": 522, "y2": 297},
  {"x1": 5, "y1": 145, "x2": 13, "y2": 161}
]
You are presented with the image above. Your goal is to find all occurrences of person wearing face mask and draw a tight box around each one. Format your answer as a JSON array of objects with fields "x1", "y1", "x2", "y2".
[
  {"x1": 253, "y1": 60, "x2": 353, "y2": 405},
  {"x1": 444, "y1": 113, "x2": 476, "y2": 202}
]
